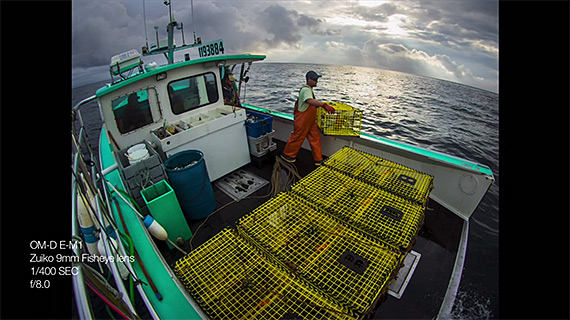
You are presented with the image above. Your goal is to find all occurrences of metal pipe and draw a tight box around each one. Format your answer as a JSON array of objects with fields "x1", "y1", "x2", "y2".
[
  {"x1": 73, "y1": 94, "x2": 97, "y2": 112},
  {"x1": 181, "y1": 22, "x2": 186, "y2": 46},
  {"x1": 154, "y1": 26, "x2": 159, "y2": 51},
  {"x1": 101, "y1": 163, "x2": 118, "y2": 176}
]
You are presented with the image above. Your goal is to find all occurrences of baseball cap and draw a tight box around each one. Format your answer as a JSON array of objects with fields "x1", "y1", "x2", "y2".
[
  {"x1": 224, "y1": 73, "x2": 236, "y2": 82},
  {"x1": 306, "y1": 71, "x2": 322, "y2": 81}
]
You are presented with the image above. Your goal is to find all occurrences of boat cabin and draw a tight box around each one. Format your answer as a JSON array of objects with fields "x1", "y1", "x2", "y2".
[{"x1": 96, "y1": 53, "x2": 266, "y2": 181}]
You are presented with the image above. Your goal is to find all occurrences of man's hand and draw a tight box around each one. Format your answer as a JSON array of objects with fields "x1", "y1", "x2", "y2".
[{"x1": 322, "y1": 103, "x2": 335, "y2": 114}]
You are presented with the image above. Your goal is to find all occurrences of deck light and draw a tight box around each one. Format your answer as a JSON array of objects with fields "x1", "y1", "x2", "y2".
[{"x1": 156, "y1": 72, "x2": 167, "y2": 81}]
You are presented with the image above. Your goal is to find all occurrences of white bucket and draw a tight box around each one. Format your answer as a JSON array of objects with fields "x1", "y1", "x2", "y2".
[
  {"x1": 127, "y1": 143, "x2": 146, "y2": 155},
  {"x1": 128, "y1": 146, "x2": 149, "y2": 165}
]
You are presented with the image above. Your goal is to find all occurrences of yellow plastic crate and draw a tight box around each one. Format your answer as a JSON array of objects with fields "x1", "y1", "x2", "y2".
[
  {"x1": 324, "y1": 147, "x2": 434, "y2": 205},
  {"x1": 317, "y1": 102, "x2": 363, "y2": 136},
  {"x1": 174, "y1": 228, "x2": 355, "y2": 320},
  {"x1": 292, "y1": 166, "x2": 425, "y2": 251},
  {"x1": 237, "y1": 193, "x2": 404, "y2": 315}
]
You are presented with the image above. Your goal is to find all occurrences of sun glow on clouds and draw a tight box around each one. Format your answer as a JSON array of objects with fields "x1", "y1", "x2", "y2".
[
  {"x1": 384, "y1": 14, "x2": 408, "y2": 36},
  {"x1": 327, "y1": 16, "x2": 375, "y2": 28},
  {"x1": 358, "y1": 0, "x2": 390, "y2": 7}
]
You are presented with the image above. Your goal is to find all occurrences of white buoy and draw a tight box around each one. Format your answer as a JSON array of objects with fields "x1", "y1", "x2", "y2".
[
  {"x1": 143, "y1": 215, "x2": 169, "y2": 241},
  {"x1": 77, "y1": 193, "x2": 100, "y2": 256}
]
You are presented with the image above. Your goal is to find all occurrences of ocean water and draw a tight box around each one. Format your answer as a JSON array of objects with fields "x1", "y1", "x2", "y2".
[{"x1": 72, "y1": 62, "x2": 499, "y2": 318}]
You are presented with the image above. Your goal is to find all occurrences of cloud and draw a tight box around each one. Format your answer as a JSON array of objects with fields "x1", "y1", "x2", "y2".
[
  {"x1": 257, "y1": 4, "x2": 341, "y2": 47},
  {"x1": 72, "y1": 1, "x2": 146, "y2": 68},
  {"x1": 319, "y1": 39, "x2": 495, "y2": 92},
  {"x1": 350, "y1": 2, "x2": 399, "y2": 22},
  {"x1": 259, "y1": 5, "x2": 303, "y2": 47},
  {"x1": 71, "y1": 0, "x2": 497, "y2": 92},
  {"x1": 403, "y1": 1, "x2": 498, "y2": 55},
  {"x1": 362, "y1": 40, "x2": 475, "y2": 81}
]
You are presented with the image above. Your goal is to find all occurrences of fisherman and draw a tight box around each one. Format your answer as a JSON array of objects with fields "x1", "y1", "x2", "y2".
[
  {"x1": 281, "y1": 71, "x2": 335, "y2": 166},
  {"x1": 223, "y1": 72, "x2": 241, "y2": 107}
]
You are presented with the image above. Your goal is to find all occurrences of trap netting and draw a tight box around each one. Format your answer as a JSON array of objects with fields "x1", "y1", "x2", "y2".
[
  {"x1": 174, "y1": 228, "x2": 356, "y2": 320},
  {"x1": 323, "y1": 147, "x2": 433, "y2": 206},
  {"x1": 237, "y1": 192, "x2": 405, "y2": 315},
  {"x1": 292, "y1": 165, "x2": 425, "y2": 251}
]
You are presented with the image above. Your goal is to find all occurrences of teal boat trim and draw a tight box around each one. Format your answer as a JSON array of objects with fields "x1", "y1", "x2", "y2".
[
  {"x1": 242, "y1": 103, "x2": 494, "y2": 178},
  {"x1": 96, "y1": 54, "x2": 266, "y2": 98},
  {"x1": 242, "y1": 103, "x2": 294, "y2": 121},
  {"x1": 99, "y1": 127, "x2": 206, "y2": 319}
]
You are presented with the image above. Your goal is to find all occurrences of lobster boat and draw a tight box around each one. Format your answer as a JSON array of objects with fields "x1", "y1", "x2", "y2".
[{"x1": 71, "y1": 3, "x2": 494, "y2": 319}]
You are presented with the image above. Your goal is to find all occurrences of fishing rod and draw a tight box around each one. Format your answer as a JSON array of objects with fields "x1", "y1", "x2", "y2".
[{"x1": 113, "y1": 198, "x2": 163, "y2": 301}]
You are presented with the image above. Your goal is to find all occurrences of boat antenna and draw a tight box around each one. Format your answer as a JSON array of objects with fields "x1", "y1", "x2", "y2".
[
  {"x1": 190, "y1": 0, "x2": 197, "y2": 44},
  {"x1": 165, "y1": 0, "x2": 175, "y2": 64},
  {"x1": 154, "y1": 26, "x2": 159, "y2": 51},
  {"x1": 166, "y1": 0, "x2": 173, "y2": 24},
  {"x1": 143, "y1": 0, "x2": 149, "y2": 51},
  {"x1": 179, "y1": 22, "x2": 186, "y2": 46}
]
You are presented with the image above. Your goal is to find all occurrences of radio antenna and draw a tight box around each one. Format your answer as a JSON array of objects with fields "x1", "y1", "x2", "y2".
[
  {"x1": 190, "y1": 0, "x2": 197, "y2": 44},
  {"x1": 143, "y1": 0, "x2": 149, "y2": 50}
]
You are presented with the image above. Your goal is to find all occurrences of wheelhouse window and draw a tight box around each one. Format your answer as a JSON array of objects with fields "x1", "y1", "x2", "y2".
[
  {"x1": 168, "y1": 72, "x2": 219, "y2": 115},
  {"x1": 112, "y1": 90, "x2": 153, "y2": 134}
]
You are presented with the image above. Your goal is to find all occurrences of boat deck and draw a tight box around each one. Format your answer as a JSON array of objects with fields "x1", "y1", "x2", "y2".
[{"x1": 159, "y1": 140, "x2": 464, "y2": 319}]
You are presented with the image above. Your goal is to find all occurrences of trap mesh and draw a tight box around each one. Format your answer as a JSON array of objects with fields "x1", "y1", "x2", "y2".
[
  {"x1": 317, "y1": 102, "x2": 363, "y2": 136},
  {"x1": 323, "y1": 147, "x2": 434, "y2": 205},
  {"x1": 292, "y1": 166, "x2": 425, "y2": 250},
  {"x1": 237, "y1": 192, "x2": 404, "y2": 315},
  {"x1": 175, "y1": 147, "x2": 433, "y2": 318},
  {"x1": 174, "y1": 228, "x2": 355, "y2": 320}
]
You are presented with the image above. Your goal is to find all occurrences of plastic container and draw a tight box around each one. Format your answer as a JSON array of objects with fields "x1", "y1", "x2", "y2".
[
  {"x1": 245, "y1": 110, "x2": 273, "y2": 138},
  {"x1": 128, "y1": 148, "x2": 150, "y2": 165},
  {"x1": 127, "y1": 143, "x2": 147, "y2": 155},
  {"x1": 247, "y1": 130, "x2": 276, "y2": 157},
  {"x1": 141, "y1": 180, "x2": 193, "y2": 247},
  {"x1": 164, "y1": 150, "x2": 216, "y2": 220}
]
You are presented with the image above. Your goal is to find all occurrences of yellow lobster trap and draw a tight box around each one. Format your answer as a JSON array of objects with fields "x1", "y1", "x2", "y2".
[
  {"x1": 174, "y1": 228, "x2": 356, "y2": 320},
  {"x1": 237, "y1": 192, "x2": 404, "y2": 315},
  {"x1": 324, "y1": 147, "x2": 434, "y2": 206},
  {"x1": 291, "y1": 165, "x2": 425, "y2": 251},
  {"x1": 317, "y1": 102, "x2": 363, "y2": 136}
]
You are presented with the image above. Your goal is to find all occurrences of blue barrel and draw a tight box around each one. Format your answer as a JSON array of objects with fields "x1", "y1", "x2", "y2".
[{"x1": 164, "y1": 150, "x2": 216, "y2": 220}]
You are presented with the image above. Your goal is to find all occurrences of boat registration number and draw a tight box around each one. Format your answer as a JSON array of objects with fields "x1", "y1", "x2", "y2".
[{"x1": 198, "y1": 40, "x2": 224, "y2": 58}]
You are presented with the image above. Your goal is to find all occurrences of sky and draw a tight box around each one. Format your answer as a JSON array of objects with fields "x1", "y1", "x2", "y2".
[{"x1": 72, "y1": 0, "x2": 499, "y2": 93}]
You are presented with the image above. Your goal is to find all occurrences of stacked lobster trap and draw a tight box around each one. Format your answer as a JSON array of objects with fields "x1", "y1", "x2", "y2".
[
  {"x1": 174, "y1": 147, "x2": 434, "y2": 319},
  {"x1": 317, "y1": 102, "x2": 363, "y2": 137}
]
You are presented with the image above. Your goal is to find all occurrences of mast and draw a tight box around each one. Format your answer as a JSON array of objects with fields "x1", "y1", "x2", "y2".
[
  {"x1": 166, "y1": 0, "x2": 175, "y2": 64},
  {"x1": 143, "y1": 0, "x2": 149, "y2": 50},
  {"x1": 190, "y1": 0, "x2": 197, "y2": 44},
  {"x1": 142, "y1": 0, "x2": 201, "y2": 63}
]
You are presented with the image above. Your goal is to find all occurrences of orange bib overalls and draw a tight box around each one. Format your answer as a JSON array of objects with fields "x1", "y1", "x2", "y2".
[{"x1": 282, "y1": 87, "x2": 323, "y2": 162}]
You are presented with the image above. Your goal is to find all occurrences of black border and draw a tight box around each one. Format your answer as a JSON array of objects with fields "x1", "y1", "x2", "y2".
[
  {"x1": 1, "y1": 1, "x2": 568, "y2": 319},
  {"x1": 1, "y1": 1, "x2": 72, "y2": 319},
  {"x1": 498, "y1": 1, "x2": 569, "y2": 319}
]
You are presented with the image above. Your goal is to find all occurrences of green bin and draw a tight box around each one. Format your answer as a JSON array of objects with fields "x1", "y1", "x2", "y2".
[{"x1": 141, "y1": 180, "x2": 192, "y2": 249}]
